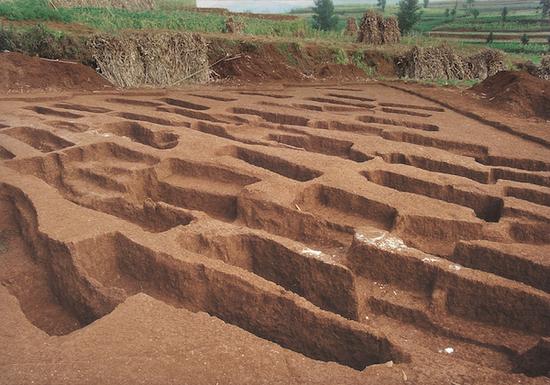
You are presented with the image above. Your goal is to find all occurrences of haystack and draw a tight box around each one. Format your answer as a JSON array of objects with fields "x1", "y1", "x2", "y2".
[
  {"x1": 530, "y1": 55, "x2": 550, "y2": 80},
  {"x1": 464, "y1": 49, "x2": 504, "y2": 80},
  {"x1": 344, "y1": 17, "x2": 358, "y2": 37},
  {"x1": 358, "y1": 10, "x2": 383, "y2": 44},
  {"x1": 396, "y1": 45, "x2": 504, "y2": 81},
  {"x1": 225, "y1": 17, "x2": 244, "y2": 34},
  {"x1": 50, "y1": 0, "x2": 156, "y2": 10},
  {"x1": 357, "y1": 10, "x2": 400, "y2": 45},
  {"x1": 88, "y1": 32, "x2": 209, "y2": 88},
  {"x1": 382, "y1": 17, "x2": 400, "y2": 44},
  {"x1": 538, "y1": 55, "x2": 550, "y2": 80}
]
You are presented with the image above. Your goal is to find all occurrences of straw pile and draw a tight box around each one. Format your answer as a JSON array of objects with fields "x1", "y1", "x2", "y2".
[
  {"x1": 396, "y1": 45, "x2": 504, "y2": 81},
  {"x1": 50, "y1": 0, "x2": 156, "y2": 10},
  {"x1": 357, "y1": 10, "x2": 400, "y2": 44},
  {"x1": 225, "y1": 17, "x2": 244, "y2": 34},
  {"x1": 537, "y1": 55, "x2": 550, "y2": 80},
  {"x1": 344, "y1": 17, "x2": 358, "y2": 36},
  {"x1": 464, "y1": 49, "x2": 505, "y2": 80},
  {"x1": 528, "y1": 55, "x2": 550, "y2": 80},
  {"x1": 382, "y1": 17, "x2": 400, "y2": 44},
  {"x1": 88, "y1": 32, "x2": 210, "y2": 88}
]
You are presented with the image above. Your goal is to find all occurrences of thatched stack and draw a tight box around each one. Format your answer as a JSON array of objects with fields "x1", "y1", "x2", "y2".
[
  {"x1": 530, "y1": 55, "x2": 550, "y2": 80},
  {"x1": 225, "y1": 17, "x2": 244, "y2": 34},
  {"x1": 396, "y1": 45, "x2": 504, "y2": 81},
  {"x1": 50, "y1": 0, "x2": 156, "y2": 10},
  {"x1": 382, "y1": 17, "x2": 400, "y2": 44},
  {"x1": 464, "y1": 49, "x2": 505, "y2": 80},
  {"x1": 357, "y1": 10, "x2": 400, "y2": 45},
  {"x1": 358, "y1": 10, "x2": 383, "y2": 44},
  {"x1": 88, "y1": 32, "x2": 210, "y2": 88},
  {"x1": 538, "y1": 55, "x2": 550, "y2": 80},
  {"x1": 344, "y1": 17, "x2": 358, "y2": 37}
]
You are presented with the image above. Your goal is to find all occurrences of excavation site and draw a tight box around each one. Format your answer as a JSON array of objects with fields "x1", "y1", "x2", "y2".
[
  {"x1": 1, "y1": 79, "x2": 549, "y2": 384},
  {"x1": 1, "y1": 25, "x2": 550, "y2": 381}
]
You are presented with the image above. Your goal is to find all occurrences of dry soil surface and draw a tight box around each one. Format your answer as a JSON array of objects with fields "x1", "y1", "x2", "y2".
[{"x1": 0, "y1": 82, "x2": 549, "y2": 384}]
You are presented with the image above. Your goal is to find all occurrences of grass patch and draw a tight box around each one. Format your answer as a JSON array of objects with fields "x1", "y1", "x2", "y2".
[
  {"x1": 0, "y1": 23, "x2": 89, "y2": 60},
  {"x1": 333, "y1": 47, "x2": 349, "y2": 64},
  {"x1": 468, "y1": 40, "x2": 549, "y2": 55}
]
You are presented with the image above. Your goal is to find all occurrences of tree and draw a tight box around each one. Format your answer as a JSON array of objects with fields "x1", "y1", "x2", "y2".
[
  {"x1": 541, "y1": 0, "x2": 550, "y2": 19},
  {"x1": 312, "y1": 0, "x2": 338, "y2": 31},
  {"x1": 423, "y1": 0, "x2": 429, "y2": 8},
  {"x1": 486, "y1": 31, "x2": 494, "y2": 43},
  {"x1": 501, "y1": 7, "x2": 508, "y2": 22},
  {"x1": 397, "y1": 0, "x2": 422, "y2": 34},
  {"x1": 377, "y1": 0, "x2": 387, "y2": 12},
  {"x1": 450, "y1": 7, "x2": 457, "y2": 19},
  {"x1": 444, "y1": 8, "x2": 450, "y2": 17},
  {"x1": 472, "y1": 8, "x2": 480, "y2": 19},
  {"x1": 465, "y1": 0, "x2": 474, "y2": 9},
  {"x1": 520, "y1": 33, "x2": 529, "y2": 45}
]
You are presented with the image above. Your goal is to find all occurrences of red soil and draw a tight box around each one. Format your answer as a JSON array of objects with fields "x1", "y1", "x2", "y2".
[
  {"x1": 0, "y1": 78, "x2": 549, "y2": 384},
  {"x1": 471, "y1": 70, "x2": 550, "y2": 120},
  {"x1": 0, "y1": 52, "x2": 112, "y2": 92}
]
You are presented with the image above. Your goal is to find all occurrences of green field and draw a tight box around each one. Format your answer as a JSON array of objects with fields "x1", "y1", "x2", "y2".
[{"x1": 290, "y1": 0, "x2": 549, "y2": 58}]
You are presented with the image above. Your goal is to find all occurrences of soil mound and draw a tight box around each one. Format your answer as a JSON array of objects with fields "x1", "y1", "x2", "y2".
[
  {"x1": 0, "y1": 52, "x2": 112, "y2": 92},
  {"x1": 471, "y1": 70, "x2": 550, "y2": 120},
  {"x1": 316, "y1": 63, "x2": 367, "y2": 80}
]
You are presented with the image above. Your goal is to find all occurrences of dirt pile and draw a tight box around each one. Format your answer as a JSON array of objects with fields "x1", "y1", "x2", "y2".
[
  {"x1": 471, "y1": 70, "x2": 550, "y2": 120},
  {"x1": 345, "y1": 17, "x2": 358, "y2": 36},
  {"x1": 88, "y1": 32, "x2": 209, "y2": 88},
  {"x1": 396, "y1": 45, "x2": 504, "y2": 81},
  {"x1": 0, "y1": 52, "x2": 112, "y2": 92},
  {"x1": 316, "y1": 63, "x2": 368, "y2": 80},
  {"x1": 357, "y1": 10, "x2": 400, "y2": 45}
]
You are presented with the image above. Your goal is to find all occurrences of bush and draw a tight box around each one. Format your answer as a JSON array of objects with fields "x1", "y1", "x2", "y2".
[
  {"x1": 333, "y1": 48, "x2": 349, "y2": 64},
  {"x1": 0, "y1": 25, "x2": 17, "y2": 51},
  {"x1": 0, "y1": 24, "x2": 89, "y2": 61}
]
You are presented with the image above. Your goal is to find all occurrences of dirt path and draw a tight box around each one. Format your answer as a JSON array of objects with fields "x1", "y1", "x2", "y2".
[{"x1": 0, "y1": 82, "x2": 549, "y2": 383}]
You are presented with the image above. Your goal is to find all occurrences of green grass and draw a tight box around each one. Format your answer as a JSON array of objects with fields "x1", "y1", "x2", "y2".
[
  {"x1": 434, "y1": 17, "x2": 550, "y2": 32},
  {"x1": 468, "y1": 40, "x2": 549, "y2": 54},
  {"x1": 0, "y1": 0, "x2": 309, "y2": 36}
]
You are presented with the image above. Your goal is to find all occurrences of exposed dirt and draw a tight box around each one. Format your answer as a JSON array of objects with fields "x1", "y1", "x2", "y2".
[
  {"x1": 0, "y1": 80, "x2": 549, "y2": 384},
  {"x1": 0, "y1": 52, "x2": 113, "y2": 92},
  {"x1": 470, "y1": 70, "x2": 550, "y2": 120}
]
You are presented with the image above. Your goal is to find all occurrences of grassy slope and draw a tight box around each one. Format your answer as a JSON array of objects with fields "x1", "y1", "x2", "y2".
[{"x1": 0, "y1": 0, "x2": 546, "y2": 69}]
